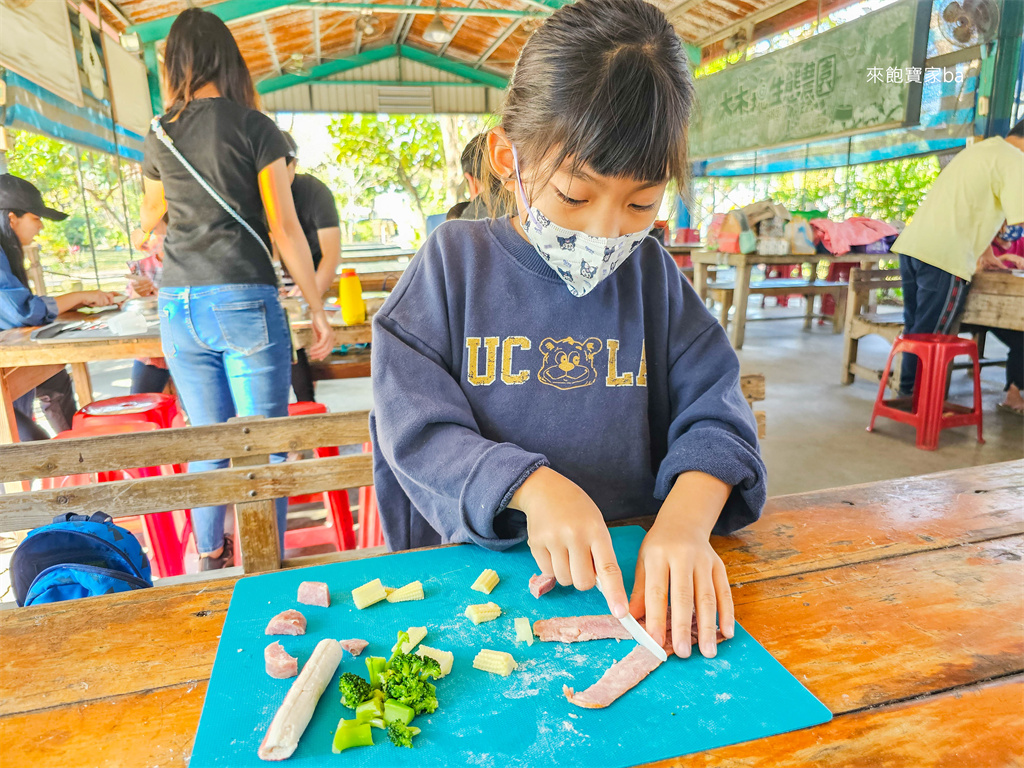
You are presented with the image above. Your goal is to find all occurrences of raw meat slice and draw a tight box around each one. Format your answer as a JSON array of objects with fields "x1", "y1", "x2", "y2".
[
  {"x1": 533, "y1": 615, "x2": 631, "y2": 643},
  {"x1": 529, "y1": 574, "x2": 557, "y2": 599},
  {"x1": 339, "y1": 638, "x2": 369, "y2": 657},
  {"x1": 265, "y1": 609, "x2": 307, "y2": 636},
  {"x1": 264, "y1": 642, "x2": 298, "y2": 679},
  {"x1": 297, "y1": 581, "x2": 330, "y2": 607},
  {"x1": 563, "y1": 645, "x2": 665, "y2": 709}
]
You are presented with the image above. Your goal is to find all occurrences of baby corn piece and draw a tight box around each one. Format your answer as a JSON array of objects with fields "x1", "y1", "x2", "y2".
[
  {"x1": 386, "y1": 581, "x2": 424, "y2": 603},
  {"x1": 351, "y1": 578, "x2": 387, "y2": 609},
  {"x1": 473, "y1": 649, "x2": 517, "y2": 676},
  {"x1": 416, "y1": 645, "x2": 454, "y2": 677},
  {"x1": 400, "y1": 626, "x2": 427, "y2": 654},
  {"x1": 464, "y1": 602, "x2": 502, "y2": 625},
  {"x1": 514, "y1": 617, "x2": 534, "y2": 646},
  {"x1": 470, "y1": 569, "x2": 500, "y2": 594}
]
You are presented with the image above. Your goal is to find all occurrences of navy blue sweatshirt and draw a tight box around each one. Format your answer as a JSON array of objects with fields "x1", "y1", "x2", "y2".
[{"x1": 370, "y1": 215, "x2": 766, "y2": 551}]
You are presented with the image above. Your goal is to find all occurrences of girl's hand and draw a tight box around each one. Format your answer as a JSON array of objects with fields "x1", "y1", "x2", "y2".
[
  {"x1": 629, "y1": 472, "x2": 735, "y2": 659},
  {"x1": 511, "y1": 466, "x2": 629, "y2": 618},
  {"x1": 127, "y1": 274, "x2": 156, "y2": 297},
  {"x1": 307, "y1": 307, "x2": 334, "y2": 361},
  {"x1": 80, "y1": 291, "x2": 116, "y2": 308}
]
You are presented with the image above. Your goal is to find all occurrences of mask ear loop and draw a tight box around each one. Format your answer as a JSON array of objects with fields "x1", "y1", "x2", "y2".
[{"x1": 511, "y1": 144, "x2": 542, "y2": 231}]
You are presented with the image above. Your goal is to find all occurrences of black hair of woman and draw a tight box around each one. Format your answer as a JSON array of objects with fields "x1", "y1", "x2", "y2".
[
  {"x1": 501, "y1": 0, "x2": 694, "y2": 194},
  {"x1": 0, "y1": 209, "x2": 28, "y2": 287},
  {"x1": 162, "y1": 7, "x2": 258, "y2": 117}
]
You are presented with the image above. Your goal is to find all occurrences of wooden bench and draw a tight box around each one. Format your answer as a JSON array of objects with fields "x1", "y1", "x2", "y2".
[
  {"x1": 707, "y1": 278, "x2": 848, "y2": 334},
  {"x1": 0, "y1": 411, "x2": 376, "y2": 577},
  {"x1": 840, "y1": 267, "x2": 904, "y2": 391}
]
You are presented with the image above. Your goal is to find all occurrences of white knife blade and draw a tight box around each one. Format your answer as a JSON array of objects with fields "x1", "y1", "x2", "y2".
[{"x1": 595, "y1": 576, "x2": 668, "y2": 662}]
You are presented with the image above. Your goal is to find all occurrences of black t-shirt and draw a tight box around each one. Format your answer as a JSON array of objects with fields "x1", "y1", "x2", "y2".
[
  {"x1": 291, "y1": 173, "x2": 340, "y2": 270},
  {"x1": 142, "y1": 98, "x2": 290, "y2": 287}
]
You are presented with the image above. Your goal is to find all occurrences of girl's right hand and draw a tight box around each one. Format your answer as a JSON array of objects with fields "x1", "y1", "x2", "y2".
[
  {"x1": 512, "y1": 466, "x2": 629, "y2": 618},
  {"x1": 308, "y1": 307, "x2": 334, "y2": 361}
]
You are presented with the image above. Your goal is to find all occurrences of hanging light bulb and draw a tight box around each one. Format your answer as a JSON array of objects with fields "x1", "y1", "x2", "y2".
[{"x1": 423, "y1": 0, "x2": 451, "y2": 44}]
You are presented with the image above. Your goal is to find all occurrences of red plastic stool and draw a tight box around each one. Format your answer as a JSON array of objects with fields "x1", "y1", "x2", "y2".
[
  {"x1": 282, "y1": 402, "x2": 356, "y2": 552},
  {"x1": 761, "y1": 263, "x2": 799, "y2": 308},
  {"x1": 820, "y1": 261, "x2": 858, "y2": 320},
  {"x1": 44, "y1": 422, "x2": 188, "y2": 577},
  {"x1": 358, "y1": 441, "x2": 385, "y2": 549},
  {"x1": 868, "y1": 333, "x2": 984, "y2": 451},
  {"x1": 74, "y1": 393, "x2": 180, "y2": 430}
]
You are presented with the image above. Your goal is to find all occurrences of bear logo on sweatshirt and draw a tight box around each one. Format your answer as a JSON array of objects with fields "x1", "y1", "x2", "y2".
[{"x1": 537, "y1": 337, "x2": 603, "y2": 390}]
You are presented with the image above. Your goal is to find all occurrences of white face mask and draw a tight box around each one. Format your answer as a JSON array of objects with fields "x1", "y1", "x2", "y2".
[{"x1": 512, "y1": 146, "x2": 650, "y2": 298}]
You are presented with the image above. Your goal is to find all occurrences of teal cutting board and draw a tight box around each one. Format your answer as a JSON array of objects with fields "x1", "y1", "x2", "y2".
[{"x1": 190, "y1": 526, "x2": 831, "y2": 767}]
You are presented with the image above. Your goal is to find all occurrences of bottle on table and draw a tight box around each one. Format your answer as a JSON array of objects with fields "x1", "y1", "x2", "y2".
[{"x1": 337, "y1": 268, "x2": 366, "y2": 326}]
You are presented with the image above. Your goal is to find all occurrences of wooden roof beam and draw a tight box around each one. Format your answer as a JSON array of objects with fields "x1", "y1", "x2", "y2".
[
  {"x1": 475, "y1": 18, "x2": 521, "y2": 67},
  {"x1": 697, "y1": 0, "x2": 810, "y2": 47}
]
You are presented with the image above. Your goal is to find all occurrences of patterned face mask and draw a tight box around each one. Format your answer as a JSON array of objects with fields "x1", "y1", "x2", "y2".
[
  {"x1": 512, "y1": 146, "x2": 650, "y2": 298},
  {"x1": 999, "y1": 223, "x2": 1024, "y2": 243}
]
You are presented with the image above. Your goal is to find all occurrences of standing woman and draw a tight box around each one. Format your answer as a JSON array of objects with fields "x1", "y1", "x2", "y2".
[{"x1": 138, "y1": 8, "x2": 333, "y2": 570}]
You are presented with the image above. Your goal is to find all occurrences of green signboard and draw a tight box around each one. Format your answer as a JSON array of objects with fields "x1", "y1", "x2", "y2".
[{"x1": 690, "y1": 0, "x2": 930, "y2": 160}]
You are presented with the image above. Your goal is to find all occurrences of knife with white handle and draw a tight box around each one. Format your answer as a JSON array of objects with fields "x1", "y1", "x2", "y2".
[{"x1": 595, "y1": 576, "x2": 668, "y2": 662}]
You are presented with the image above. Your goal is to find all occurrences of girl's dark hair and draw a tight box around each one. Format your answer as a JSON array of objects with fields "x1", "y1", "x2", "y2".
[
  {"x1": 0, "y1": 209, "x2": 29, "y2": 288},
  {"x1": 500, "y1": 0, "x2": 694, "y2": 194},
  {"x1": 163, "y1": 8, "x2": 258, "y2": 116}
]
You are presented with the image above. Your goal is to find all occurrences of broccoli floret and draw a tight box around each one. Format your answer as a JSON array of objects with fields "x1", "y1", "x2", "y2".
[
  {"x1": 355, "y1": 697, "x2": 383, "y2": 724},
  {"x1": 338, "y1": 672, "x2": 373, "y2": 709},
  {"x1": 332, "y1": 719, "x2": 374, "y2": 753},
  {"x1": 389, "y1": 631, "x2": 411, "y2": 663},
  {"x1": 383, "y1": 698, "x2": 415, "y2": 726},
  {"x1": 379, "y1": 653, "x2": 441, "y2": 715},
  {"x1": 386, "y1": 721, "x2": 421, "y2": 749}
]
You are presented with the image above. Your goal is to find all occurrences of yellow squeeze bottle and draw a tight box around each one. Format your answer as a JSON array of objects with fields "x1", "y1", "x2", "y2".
[{"x1": 337, "y1": 268, "x2": 366, "y2": 326}]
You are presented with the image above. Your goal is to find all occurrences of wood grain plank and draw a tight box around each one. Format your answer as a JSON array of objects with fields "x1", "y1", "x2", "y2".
[
  {"x1": 0, "y1": 454, "x2": 375, "y2": 531},
  {"x1": 657, "y1": 675, "x2": 1024, "y2": 768},
  {"x1": 2, "y1": 535, "x2": 1018, "y2": 721},
  {"x1": 0, "y1": 411, "x2": 371, "y2": 483}
]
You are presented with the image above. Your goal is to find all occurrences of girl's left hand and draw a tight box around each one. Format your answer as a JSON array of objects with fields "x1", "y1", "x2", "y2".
[
  {"x1": 629, "y1": 506, "x2": 735, "y2": 659},
  {"x1": 307, "y1": 307, "x2": 334, "y2": 361}
]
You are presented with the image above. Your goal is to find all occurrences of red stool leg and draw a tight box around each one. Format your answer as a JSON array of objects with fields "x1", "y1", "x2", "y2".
[{"x1": 312, "y1": 444, "x2": 356, "y2": 551}]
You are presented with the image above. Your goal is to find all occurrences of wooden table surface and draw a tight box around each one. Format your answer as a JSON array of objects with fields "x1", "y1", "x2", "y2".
[
  {"x1": 961, "y1": 270, "x2": 1024, "y2": 332},
  {"x1": 1, "y1": 460, "x2": 1020, "y2": 767}
]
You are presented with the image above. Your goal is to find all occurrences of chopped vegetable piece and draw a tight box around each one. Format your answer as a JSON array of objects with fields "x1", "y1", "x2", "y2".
[
  {"x1": 473, "y1": 649, "x2": 517, "y2": 677},
  {"x1": 415, "y1": 645, "x2": 454, "y2": 677},
  {"x1": 355, "y1": 698, "x2": 383, "y2": 723},
  {"x1": 331, "y1": 719, "x2": 373, "y2": 753},
  {"x1": 386, "y1": 722, "x2": 421, "y2": 748},
  {"x1": 338, "y1": 672, "x2": 372, "y2": 709},
  {"x1": 383, "y1": 699, "x2": 416, "y2": 726},
  {"x1": 470, "y1": 569, "x2": 500, "y2": 594},
  {"x1": 386, "y1": 581, "x2": 425, "y2": 603},
  {"x1": 380, "y1": 652, "x2": 441, "y2": 715},
  {"x1": 514, "y1": 617, "x2": 534, "y2": 646},
  {"x1": 366, "y1": 656, "x2": 387, "y2": 689},
  {"x1": 465, "y1": 602, "x2": 502, "y2": 624},
  {"x1": 352, "y1": 578, "x2": 387, "y2": 609},
  {"x1": 400, "y1": 626, "x2": 427, "y2": 654}
]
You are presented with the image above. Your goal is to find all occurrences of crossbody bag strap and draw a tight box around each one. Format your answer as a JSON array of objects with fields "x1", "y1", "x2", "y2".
[{"x1": 150, "y1": 115, "x2": 274, "y2": 262}]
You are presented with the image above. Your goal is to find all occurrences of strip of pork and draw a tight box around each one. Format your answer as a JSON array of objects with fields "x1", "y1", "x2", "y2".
[
  {"x1": 563, "y1": 644, "x2": 667, "y2": 709},
  {"x1": 533, "y1": 615, "x2": 632, "y2": 643}
]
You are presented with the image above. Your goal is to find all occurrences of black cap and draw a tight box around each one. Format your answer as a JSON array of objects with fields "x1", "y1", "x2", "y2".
[
  {"x1": 0, "y1": 174, "x2": 68, "y2": 221},
  {"x1": 281, "y1": 131, "x2": 298, "y2": 160}
]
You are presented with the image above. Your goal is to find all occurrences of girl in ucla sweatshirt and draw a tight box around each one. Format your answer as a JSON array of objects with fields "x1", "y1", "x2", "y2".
[{"x1": 371, "y1": 0, "x2": 765, "y2": 660}]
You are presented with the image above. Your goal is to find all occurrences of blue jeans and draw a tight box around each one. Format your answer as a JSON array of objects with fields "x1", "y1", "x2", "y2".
[
  {"x1": 131, "y1": 360, "x2": 172, "y2": 395},
  {"x1": 158, "y1": 285, "x2": 291, "y2": 555}
]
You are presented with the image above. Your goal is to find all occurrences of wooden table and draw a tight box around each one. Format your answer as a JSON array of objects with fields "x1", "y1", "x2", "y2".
[
  {"x1": 1, "y1": 461, "x2": 1020, "y2": 766},
  {"x1": 960, "y1": 270, "x2": 1024, "y2": 332},
  {"x1": 691, "y1": 250, "x2": 875, "y2": 349}
]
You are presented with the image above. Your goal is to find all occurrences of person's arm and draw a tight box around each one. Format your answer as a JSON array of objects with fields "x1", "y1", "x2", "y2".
[
  {"x1": 314, "y1": 226, "x2": 341, "y2": 298},
  {"x1": 53, "y1": 291, "x2": 116, "y2": 313},
  {"x1": 139, "y1": 177, "x2": 167, "y2": 242},
  {"x1": 630, "y1": 275, "x2": 765, "y2": 658},
  {"x1": 258, "y1": 158, "x2": 332, "y2": 360}
]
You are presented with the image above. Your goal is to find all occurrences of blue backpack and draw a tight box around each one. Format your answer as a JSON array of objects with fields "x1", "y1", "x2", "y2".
[{"x1": 11, "y1": 512, "x2": 153, "y2": 607}]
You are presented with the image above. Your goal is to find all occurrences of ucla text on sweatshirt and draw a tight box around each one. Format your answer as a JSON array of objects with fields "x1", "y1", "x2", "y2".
[{"x1": 370, "y1": 215, "x2": 766, "y2": 551}]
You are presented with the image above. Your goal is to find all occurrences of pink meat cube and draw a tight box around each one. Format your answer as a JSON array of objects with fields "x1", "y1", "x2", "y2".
[
  {"x1": 265, "y1": 609, "x2": 307, "y2": 636},
  {"x1": 529, "y1": 573, "x2": 557, "y2": 599},
  {"x1": 264, "y1": 641, "x2": 298, "y2": 679},
  {"x1": 297, "y1": 581, "x2": 330, "y2": 607},
  {"x1": 339, "y1": 639, "x2": 369, "y2": 657}
]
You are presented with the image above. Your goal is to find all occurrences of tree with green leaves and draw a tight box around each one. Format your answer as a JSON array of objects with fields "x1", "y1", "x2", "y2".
[{"x1": 327, "y1": 114, "x2": 450, "y2": 237}]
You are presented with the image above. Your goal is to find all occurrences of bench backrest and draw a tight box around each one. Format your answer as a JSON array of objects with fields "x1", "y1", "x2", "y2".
[
  {"x1": 0, "y1": 411, "x2": 373, "y2": 573},
  {"x1": 741, "y1": 374, "x2": 766, "y2": 438}
]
